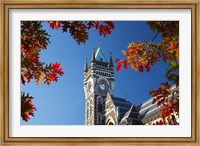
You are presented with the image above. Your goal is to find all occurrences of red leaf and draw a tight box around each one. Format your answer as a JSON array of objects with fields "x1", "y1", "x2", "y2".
[
  {"x1": 157, "y1": 94, "x2": 164, "y2": 100},
  {"x1": 116, "y1": 60, "x2": 122, "y2": 72},
  {"x1": 150, "y1": 88, "x2": 156, "y2": 96},
  {"x1": 138, "y1": 65, "x2": 144, "y2": 72},
  {"x1": 48, "y1": 21, "x2": 61, "y2": 30},
  {"x1": 145, "y1": 63, "x2": 150, "y2": 72},
  {"x1": 123, "y1": 58, "x2": 128, "y2": 69},
  {"x1": 115, "y1": 58, "x2": 120, "y2": 63},
  {"x1": 21, "y1": 75, "x2": 25, "y2": 85}
]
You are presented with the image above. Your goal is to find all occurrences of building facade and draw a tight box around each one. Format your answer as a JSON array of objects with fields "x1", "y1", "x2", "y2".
[{"x1": 84, "y1": 47, "x2": 179, "y2": 125}]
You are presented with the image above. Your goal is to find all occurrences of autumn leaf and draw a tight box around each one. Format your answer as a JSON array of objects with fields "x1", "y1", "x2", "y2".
[
  {"x1": 116, "y1": 60, "x2": 122, "y2": 72},
  {"x1": 48, "y1": 21, "x2": 61, "y2": 30},
  {"x1": 168, "y1": 41, "x2": 176, "y2": 50},
  {"x1": 21, "y1": 92, "x2": 36, "y2": 122},
  {"x1": 121, "y1": 50, "x2": 126, "y2": 56},
  {"x1": 138, "y1": 65, "x2": 144, "y2": 72},
  {"x1": 145, "y1": 63, "x2": 150, "y2": 72},
  {"x1": 150, "y1": 88, "x2": 156, "y2": 96},
  {"x1": 21, "y1": 21, "x2": 115, "y2": 122},
  {"x1": 139, "y1": 57, "x2": 146, "y2": 64},
  {"x1": 123, "y1": 58, "x2": 128, "y2": 69},
  {"x1": 128, "y1": 42, "x2": 135, "y2": 49},
  {"x1": 115, "y1": 58, "x2": 120, "y2": 63}
]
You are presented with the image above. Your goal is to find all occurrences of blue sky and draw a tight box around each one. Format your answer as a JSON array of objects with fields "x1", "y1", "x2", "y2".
[{"x1": 21, "y1": 21, "x2": 169, "y2": 125}]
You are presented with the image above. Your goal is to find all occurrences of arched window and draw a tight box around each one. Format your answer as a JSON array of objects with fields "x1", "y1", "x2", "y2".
[
  {"x1": 97, "y1": 96, "x2": 103, "y2": 113},
  {"x1": 109, "y1": 122, "x2": 114, "y2": 125},
  {"x1": 98, "y1": 100, "x2": 102, "y2": 113},
  {"x1": 98, "y1": 114, "x2": 102, "y2": 124},
  {"x1": 106, "y1": 116, "x2": 115, "y2": 125}
]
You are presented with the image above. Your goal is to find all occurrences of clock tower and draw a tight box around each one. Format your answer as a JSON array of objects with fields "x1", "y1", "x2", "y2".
[{"x1": 84, "y1": 47, "x2": 115, "y2": 125}]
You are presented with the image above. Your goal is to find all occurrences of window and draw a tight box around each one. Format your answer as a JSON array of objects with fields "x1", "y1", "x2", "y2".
[
  {"x1": 98, "y1": 100, "x2": 102, "y2": 113},
  {"x1": 109, "y1": 122, "x2": 114, "y2": 125}
]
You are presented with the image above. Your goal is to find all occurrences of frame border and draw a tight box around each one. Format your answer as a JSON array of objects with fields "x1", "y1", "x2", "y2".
[{"x1": 0, "y1": 0, "x2": 199, "y2": 145}]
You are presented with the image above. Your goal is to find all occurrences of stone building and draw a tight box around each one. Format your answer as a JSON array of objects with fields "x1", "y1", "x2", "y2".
[
  {"x1": 83, "y1": 47, "x2": 179, "y2": 125},
  {"x1": 137, "y1": 85, "x2": 179, "y2": 125}
]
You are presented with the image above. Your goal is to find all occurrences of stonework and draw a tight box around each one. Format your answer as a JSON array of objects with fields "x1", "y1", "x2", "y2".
[{"x1": 84, "y1": 47, "x2": 179, "y2": 125}]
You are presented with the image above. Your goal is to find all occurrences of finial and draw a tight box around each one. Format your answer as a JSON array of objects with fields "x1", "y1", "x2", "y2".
[
  {"x1": 91, "y1": 48, "x2": 96, "y2": 62},
  {"x1": 109, "y1": 52, "x2": 114, "y2": 68},
  {"x1": 84, "y1": 58, "x2": 88, "y2": 72}
]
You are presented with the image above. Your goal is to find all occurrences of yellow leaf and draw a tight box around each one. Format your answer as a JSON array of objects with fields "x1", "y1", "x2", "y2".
[
  {"x1": 121, "y1": 50, "x2": 126, "y2": 56},
  {"x1": 38, "y1": 79, "x2": 42, "y2": 83},
  {"x1": 128, "y1": 42, "x2": 135, "y2": 49},
  {"x1": 167, "y1": 115, "x2": 172, "y2": 123},
  {"x1": 139, "y1": 57, "x2": 147, "y2": 64},
  {"x1": 130, "y1": 53, "x2": 136, "y2": 59},
  {"x1": 175, "y1": 48, "x2": 179, "y2": 59},
  {"x1": 164, "y1": 37, "x2": 171, "y2": 41},
  {"x1": 129, "y1": 61, "x2": 135, "y2": 70}
]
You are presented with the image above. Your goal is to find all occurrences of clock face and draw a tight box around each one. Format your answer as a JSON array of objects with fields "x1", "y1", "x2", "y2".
[
  {"x1": 99, "y1": 83, "x2": 106, "y2": 91},
  {"x1": 99, "y1": 83, "x2": 107, "y2": 91}
]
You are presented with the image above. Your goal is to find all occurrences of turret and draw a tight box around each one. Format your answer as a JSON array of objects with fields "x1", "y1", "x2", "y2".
[
  {"x1": 109, "y1": 52, "x2": 114, "y2": 70},
  {"x1": 84, "y1": 58, "x2": 88, "y2": 73},
  {"x1": 91, "y1": 48, "x2": 96, "y2": 62}
]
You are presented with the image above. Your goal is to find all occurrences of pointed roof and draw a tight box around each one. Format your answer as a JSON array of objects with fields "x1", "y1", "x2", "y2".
[
  {"x1": 95, "y1": 47, "x2": 108, "y2": 63},
  {"x1": 119, "y1": 105, "x2": 141, "y2": 125},
  {"x1": 112, "y1": 97, "x2": 132, "y2": 119},
  {"x1": 91, "y1": 48, "x2": 96, "y2": 62},
  {"x1": 84, "y1": 58, "x2": 88, "y2": 72},
  {"x1": 109, "y1": 53, "x2": 114, "y2": 68},
  {"x1": 120, "y1": 105, "x2": 134, "y2": 123}
]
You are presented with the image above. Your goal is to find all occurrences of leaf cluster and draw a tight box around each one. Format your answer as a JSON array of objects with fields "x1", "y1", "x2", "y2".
[
  {"x1": 115, "y1": 21, "x2": 179, "y2": 125},
  {"x1": 150, "y1": 82, "x2": 179, "y2": 124},
  {"x1": 21, "y1": 21, "x2": 115, "y2": 122},
  {"x1": 47, "y1": 21, "x2": 115, "y2": 45},
  {"x1": 21, "y1": 92, "x2": 36, "y2": 122},
  {"x1": 21, "y1": 21, "x2": 64, "y2": 86}
]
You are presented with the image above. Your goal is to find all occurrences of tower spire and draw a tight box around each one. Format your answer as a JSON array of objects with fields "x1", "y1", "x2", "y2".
[
  {"x1": 84, "y1": 58, "x2": 88, "y2": 72},
  {"x1": 95, "y1": 47, "x2": 108, "y2": 63},
  {"x1": 109, "y1": 52, "x2": 114, "y2": 68},
  {"x1": 91, "y1": 48, "x2": 96, "y2": 62}
]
